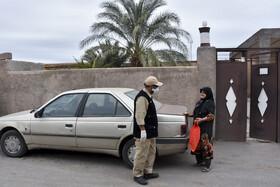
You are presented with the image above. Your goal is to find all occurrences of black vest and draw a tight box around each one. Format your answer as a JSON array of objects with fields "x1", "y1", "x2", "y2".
[{"x1": 133, "y1": 90, "x2": 158, "y2": 139}]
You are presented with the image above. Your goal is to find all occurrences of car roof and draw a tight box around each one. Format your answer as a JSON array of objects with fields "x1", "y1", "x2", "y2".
[{"x1": 62, "y1": 88, "x2": 135, "y2": 94}]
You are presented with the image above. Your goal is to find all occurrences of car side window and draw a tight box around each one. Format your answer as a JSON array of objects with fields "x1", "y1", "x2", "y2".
[
  {"x1": 42, "y1": 94, "x2": 84, "y2": 117},
  {"x1": 116, "y1": 101, "x2": 130, "y2": 117},
  {"x1": 83, "y1": 93, "x2": 130, "y2": 117}
]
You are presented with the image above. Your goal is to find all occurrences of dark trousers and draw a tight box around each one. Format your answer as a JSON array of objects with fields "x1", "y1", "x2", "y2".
[{"x1": 195, "y1": 154, "x2": 212, "y2": 168}]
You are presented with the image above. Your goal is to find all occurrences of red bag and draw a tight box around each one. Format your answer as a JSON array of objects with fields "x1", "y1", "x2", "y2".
[{"x1": 189, "y1": 120, "x2": 201, "y2": 152}]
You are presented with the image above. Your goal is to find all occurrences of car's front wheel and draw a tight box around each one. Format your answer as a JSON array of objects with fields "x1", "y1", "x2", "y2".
[
  {"x1": 0, "y1": 130, "x2": 28, "y2": 157},
  {"x1": 122, "y1": 139, "x2": 135, "y2": 168}
]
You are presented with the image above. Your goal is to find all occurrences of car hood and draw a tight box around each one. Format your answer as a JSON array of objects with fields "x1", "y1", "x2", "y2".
[
  {"x1": 0, "y1": 110, "x2": 32, "y2": 121},
  {"x1": 157, "y1": 104, "x2": 187, "y2": 115}
]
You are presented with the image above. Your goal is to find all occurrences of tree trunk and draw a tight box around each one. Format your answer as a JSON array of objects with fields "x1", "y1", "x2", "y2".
[{"x1": 130, "y1": 54, "x2": 143, "y2": 67}]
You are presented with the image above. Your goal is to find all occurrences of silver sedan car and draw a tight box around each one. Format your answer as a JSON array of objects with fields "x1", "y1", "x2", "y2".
[{"x1": 0, "y1": 88, "x2": 188, "y2": 168}]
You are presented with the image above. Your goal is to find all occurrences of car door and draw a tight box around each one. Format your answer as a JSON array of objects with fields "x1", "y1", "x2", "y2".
[
  {"x1": 30, "y1": 93, "x2": 85, "y2": 147},
  {"x1": 76, "y1": 93, "x2": 132, "y2": 150}
]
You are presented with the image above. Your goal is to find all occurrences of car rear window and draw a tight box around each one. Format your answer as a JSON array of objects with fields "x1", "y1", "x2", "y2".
[{"x1": 125, "y1": 90, "x2": 162, "y2": 110}]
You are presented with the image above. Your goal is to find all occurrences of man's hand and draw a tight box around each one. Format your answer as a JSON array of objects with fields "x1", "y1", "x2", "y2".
[{"x1": 140, "y1": 130, "x2": 147, "y2": 142}]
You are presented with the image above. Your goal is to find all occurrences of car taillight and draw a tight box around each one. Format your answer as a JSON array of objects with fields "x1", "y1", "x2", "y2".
[{"x1": 181, "y1": 124, "x2": 187, "y2": 135}]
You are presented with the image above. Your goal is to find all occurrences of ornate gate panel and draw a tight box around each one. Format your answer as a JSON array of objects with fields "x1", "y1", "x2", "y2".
[
  {"x1": 216, "y1": 61, "x2": 247, "y2": 141},
  {"x1": 250, "y1": 52, "x2": 278, "y2": 141},
  {"x1": 216, "y1": 49, "x2": 280, "y2": 142}
]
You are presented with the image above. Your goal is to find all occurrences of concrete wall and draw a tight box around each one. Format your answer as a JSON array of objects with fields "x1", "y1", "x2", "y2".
[
  {"x1": 0, "y1": 64, "x2": 198, "y2": 116},
  {"x1": 0, "y1": 48, "x2": 216, "y2": 121},
  {"x1": 6, "y1": 60, "x2": 44, "y2": 71},
  {"x1": 0, "y1": 53, "x2": 44, "y2": 72}
]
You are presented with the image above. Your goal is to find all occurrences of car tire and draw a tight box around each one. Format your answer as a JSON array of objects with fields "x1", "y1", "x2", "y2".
[
  {"x1": 122, "y1": 139, "x2": 135, "y2": 169},
  {"x1": 0, "y1": 130, "x2": 28, "y2": 157}
]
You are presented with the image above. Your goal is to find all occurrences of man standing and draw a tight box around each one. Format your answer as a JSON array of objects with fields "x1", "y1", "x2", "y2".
[{"x1": 133, "y1": 76, "x2": 163, "y2": 185}]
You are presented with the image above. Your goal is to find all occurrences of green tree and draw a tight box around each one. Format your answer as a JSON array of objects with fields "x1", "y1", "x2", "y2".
[
  {"x1": 75, "y1": 48, "x2": 97, "y2": 68},
  {"x1": 80, "y1": 0, "x2": 192, "y2": 67},
  {"x1": 76, "y1": 40, "x2": 129, "y2": 68}
]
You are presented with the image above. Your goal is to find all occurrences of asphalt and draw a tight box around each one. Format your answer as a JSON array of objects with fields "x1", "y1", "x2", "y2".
[
  {"x1": 162, "y1": 139, "x2": 280, "y2": 187},
  {"x1": 0, "y1": 138, "x2": 279, "y2": 187}
]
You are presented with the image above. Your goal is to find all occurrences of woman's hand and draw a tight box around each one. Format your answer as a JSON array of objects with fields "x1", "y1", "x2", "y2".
[
  {"x1": 195, "y1": 117, "x2": 207, "y2": 123},
  {"x1": 183, "y1": 112, "x2": 193, "y2": 117},
  {"x1": 195, "y1": 117, "x2": 202, "y2": 123}
]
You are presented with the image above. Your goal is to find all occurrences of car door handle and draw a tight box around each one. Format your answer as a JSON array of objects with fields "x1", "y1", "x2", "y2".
[
  {"x1": 118, "y1": 125, "x2": 126, "y2": 129},
  {"x1": 65, "y1": 124, "x2": 73, "y2": 128}
]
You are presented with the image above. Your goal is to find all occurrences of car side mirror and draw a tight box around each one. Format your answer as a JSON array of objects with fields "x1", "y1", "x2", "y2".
[{"x1": 34, "y1": 108, "x2": 44, "y2": 118}]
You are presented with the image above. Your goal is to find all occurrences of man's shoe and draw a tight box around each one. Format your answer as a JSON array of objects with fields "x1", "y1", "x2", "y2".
[
  {"x1": 143, "y1": 173, "x2": 159, "y2": 180},
  {"x1": 134, "y1": 176, "x2": 148, "y2": 185}
]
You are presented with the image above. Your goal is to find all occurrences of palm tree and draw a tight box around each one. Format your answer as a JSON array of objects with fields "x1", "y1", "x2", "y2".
[
  {"x1": 75, "y1": 49, "x2": 97, "y2": 68},
  {"x1": 76, "y1": 40, "x2": 129, "y2": 68},
  {"x1": 80, "y1": 0, "x2": 192, "y2": 67}
]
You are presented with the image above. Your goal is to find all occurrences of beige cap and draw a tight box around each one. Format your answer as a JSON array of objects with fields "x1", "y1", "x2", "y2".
[{"x1": 144, "y1": 76, "x2": 163, "y2": 86}]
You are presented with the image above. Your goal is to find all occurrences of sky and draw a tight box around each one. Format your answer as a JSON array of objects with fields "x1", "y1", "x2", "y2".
[{"x1": 0, "y1": 0, "x2": 279, "y2": 64}]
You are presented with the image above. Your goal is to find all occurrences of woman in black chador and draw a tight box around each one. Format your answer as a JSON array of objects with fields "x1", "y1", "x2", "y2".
[{"x1": 184, "y1": 87, "x2": 215, "y2": 172}]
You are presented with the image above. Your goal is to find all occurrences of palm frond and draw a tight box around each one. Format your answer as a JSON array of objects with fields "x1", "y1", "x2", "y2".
[
  {"x1": 80, "y1": 0, "x2": 192, "y2": 67},
  {"x1": 155, "y1": 49, "x2": 189, "y2": 65}
]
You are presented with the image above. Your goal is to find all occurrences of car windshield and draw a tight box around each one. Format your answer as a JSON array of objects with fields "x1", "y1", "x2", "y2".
[{"x1": 125, "y1": 90, "x2": 163, "y2": 110}]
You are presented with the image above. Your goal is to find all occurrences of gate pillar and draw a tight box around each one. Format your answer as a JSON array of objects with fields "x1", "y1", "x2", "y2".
[
  {"x1": 197, "y1": 47, "x2": 216, "y2": 96},
  {"x1": 197, "y1": 47, "x2": 216, "y2": 136}
]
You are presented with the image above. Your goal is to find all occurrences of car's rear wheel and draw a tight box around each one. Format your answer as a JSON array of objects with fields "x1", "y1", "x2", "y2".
[
  {"x1": 1, "y1": 130, "x2": 28, "y2": 157},
  {"x1": 122, "y1": 139, "x2": 135, "y2": 168}
]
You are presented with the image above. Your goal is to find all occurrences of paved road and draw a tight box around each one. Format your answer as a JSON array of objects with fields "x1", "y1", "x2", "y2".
[{"x1": 0, "y1": 140, "x2": 280, "y2": 187}]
